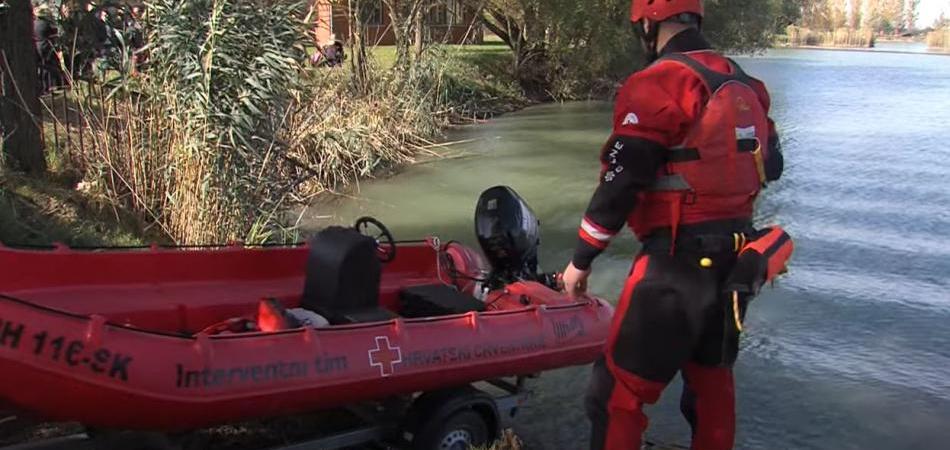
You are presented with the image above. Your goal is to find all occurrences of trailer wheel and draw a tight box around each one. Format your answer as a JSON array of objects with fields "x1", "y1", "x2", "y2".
[{"x1": 413, "y1": 409, "x2": 489, "y2": 450}]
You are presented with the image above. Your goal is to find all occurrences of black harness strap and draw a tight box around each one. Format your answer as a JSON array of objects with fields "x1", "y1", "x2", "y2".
[
  {"x1": 668, "y1": 147, "x2": 701, "y2": 162},
  {"x1": 656, "y1": 53, "x2": 761, "y2": 165},
  {"x1": 659, "y1": 52, "x2": 756, "y2": 93},
  {"x1": 670, "y1": 143, "x2": 758, "y2": 161}
]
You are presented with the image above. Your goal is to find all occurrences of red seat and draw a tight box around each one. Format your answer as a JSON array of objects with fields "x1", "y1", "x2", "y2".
[{"x1": 257, "y1": 299, "x2": 300, "y2": 332}]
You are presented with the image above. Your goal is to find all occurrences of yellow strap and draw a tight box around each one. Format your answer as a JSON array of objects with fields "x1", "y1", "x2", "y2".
[
  {"x1": 732, "y1": 291, "x2": 743, "y2": 332},
  {"x1": 733, "y1": 233, "x2": 748, "y2": 253},
  {"x1": 751, "y1": 141, "x2": 768, "y2": 185}
]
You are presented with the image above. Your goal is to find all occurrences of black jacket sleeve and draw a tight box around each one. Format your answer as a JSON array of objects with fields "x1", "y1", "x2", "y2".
[{"x1": 572, "y1": 135, "x2": 666, "y2": 270}]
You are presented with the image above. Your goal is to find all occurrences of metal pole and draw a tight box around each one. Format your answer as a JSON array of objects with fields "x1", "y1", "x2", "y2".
[
  {"x1": 62, "y1": 86, "x2": 71, "y2": 163},
  {"x1": 77, "y1": 80, "x2": 86, "y2": 168},
  {"x1": 49, "y1": 95, "x2": 60, "y2": 162}
]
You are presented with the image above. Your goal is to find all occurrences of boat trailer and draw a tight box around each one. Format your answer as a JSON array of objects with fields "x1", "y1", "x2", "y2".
[{"x1": 0, "y1": 377, "x2": 531, "y2": 450}]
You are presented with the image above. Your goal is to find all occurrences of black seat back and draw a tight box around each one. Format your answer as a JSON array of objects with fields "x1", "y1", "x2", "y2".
[{"x1": 302, "y1": 227, "x2": 382, "y2": 321}]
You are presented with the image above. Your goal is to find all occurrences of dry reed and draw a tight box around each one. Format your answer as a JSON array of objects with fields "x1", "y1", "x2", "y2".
[
  {"x1": 784, "y1": 26, "x2": 875, "y2": 48},
  {"x1": 927, "y1": 28, "x2": 950, "y2": 50},
  {"x1": 25, "y1": 0, "x2": 481, "y2": 246}
]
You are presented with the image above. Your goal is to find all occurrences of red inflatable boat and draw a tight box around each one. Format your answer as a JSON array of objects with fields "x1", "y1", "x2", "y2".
[{"x1": 0, "y1": 188, "x2": 612, "y2": 438}]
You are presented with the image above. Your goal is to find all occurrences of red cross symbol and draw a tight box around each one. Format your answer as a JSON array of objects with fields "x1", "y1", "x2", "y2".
[{"x1": 368, "y1": 336, "x2": 402, "y2": 377}]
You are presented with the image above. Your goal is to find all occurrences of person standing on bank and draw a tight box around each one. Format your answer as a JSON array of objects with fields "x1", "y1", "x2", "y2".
[{"x1": 561, "y1": 1, "x2": 790, "y2": 449}]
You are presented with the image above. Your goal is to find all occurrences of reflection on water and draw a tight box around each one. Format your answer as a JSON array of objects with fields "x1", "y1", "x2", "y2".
[{"x1": 305, "y1": 44, "x2": 950, "y2": 449}]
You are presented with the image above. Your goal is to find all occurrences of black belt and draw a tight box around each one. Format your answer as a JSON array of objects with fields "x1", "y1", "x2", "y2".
[
  {"x1": 643, "y1": 234, "x2": 746, "y2": 254},
  {"x1": 642, "y1": 220, "x2": 755, "y2": 254}
]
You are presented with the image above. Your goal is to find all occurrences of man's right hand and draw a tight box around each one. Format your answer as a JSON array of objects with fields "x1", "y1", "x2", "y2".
[{"x1": 562, "y1": 262, "x2": 592, "y2": 299}]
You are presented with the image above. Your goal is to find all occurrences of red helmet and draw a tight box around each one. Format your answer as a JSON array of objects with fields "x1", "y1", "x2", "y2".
[{"x1": 630, "y1": 0, "x2": 704, "y2": 23}]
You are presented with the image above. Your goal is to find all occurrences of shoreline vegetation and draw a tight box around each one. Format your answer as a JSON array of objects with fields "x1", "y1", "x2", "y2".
[
  {"x1": 778, "y1": 25, "x2": 876, "y2": 48},
  {"x1": 928, "y1": 28, "x2": 950, "y2": 50},
  {"x1": 2, "y1": 0, "x2": 788, "y2": 249},
  {"x1": 3, "y1": 2, "x2": 937, "y2": 246},
  {"x1": 2, "y1": 7, "x2": 529, "y2": 247},
  {"x1": 0, "y1": 41, "x2": 527, "y2": 247}
]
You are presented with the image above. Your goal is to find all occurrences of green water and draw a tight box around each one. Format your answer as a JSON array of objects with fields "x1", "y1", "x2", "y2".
[{"x1": 306, "y1": 102, "x2": 640, "y2": 301}]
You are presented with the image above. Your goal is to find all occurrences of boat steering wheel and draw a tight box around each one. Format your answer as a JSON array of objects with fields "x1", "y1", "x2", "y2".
[{"x1": 355, "y1": 217, "x2": 397, "y2": 263}]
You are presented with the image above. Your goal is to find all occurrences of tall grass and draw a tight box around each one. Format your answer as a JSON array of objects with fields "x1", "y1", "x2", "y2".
[
  {"x1": 927, "y1": 28, "x2": 950, "y2": 50},
  {"x1": 141, "y1": 0, "x2": 307, "y2": 243},
  {"x1": 784, "y1": 26, "x2": 875, "y2": 48},
  {"x1": 281, "y1": 61, "x2": 448, "y2": 197},
  {"x1": 48, "y1": 0, "x2": 463, "y2": 245}
]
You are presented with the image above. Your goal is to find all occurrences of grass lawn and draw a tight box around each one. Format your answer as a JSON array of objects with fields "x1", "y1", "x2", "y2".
[
  {"x1": 369, "y1": 41, "x2": 513, "y2": 70},
  {"x1": 301, "y1": 35, "x2": 514, "y2": 81},
  {"x1": 363, "y1": 42, "x2": 524, "y2": 118}
]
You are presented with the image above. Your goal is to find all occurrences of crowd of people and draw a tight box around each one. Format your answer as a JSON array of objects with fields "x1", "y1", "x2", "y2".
[
  {"x1": 33, "y1": 1, "x2": 346, "y2": 94},
  {"x1": 32, "y1": 1, "x2": 147, "y2": 94},
  {"x1": 310, "y1": 37, "x2": 346, "y2": 68}
]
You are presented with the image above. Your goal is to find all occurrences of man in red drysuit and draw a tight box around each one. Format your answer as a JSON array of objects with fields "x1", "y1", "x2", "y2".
[{"x1": 561, "y1": 1, "x2": 785, "y2": 449}]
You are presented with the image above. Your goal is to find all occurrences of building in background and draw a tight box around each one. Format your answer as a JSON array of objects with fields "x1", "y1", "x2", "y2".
[{"x1": 313, "y1": 0, "x2": 483, "y2": 46}]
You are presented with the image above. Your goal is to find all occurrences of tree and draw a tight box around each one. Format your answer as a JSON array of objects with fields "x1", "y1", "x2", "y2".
[
  {"x1": 934, "y1": 11, "x2": 949, "y2": 29},
  {"x1": 478, "y1": 0, "x2": 562, "y2": 98},
  {"x1": 0, "y1": 0, "x2": 48, "y2": 174},
  {"x1": 704, "y1": 0, "x2": 788, "y2": 50},
  {"x1": 380, "y1": 0, "x2": 431, "y2": 70},
  {"x1": 344, "y1": 0, "x2": 371, "y2": 92},
  {"x1": 902, "y1": 0, "x2": 920, "y2": 31},
  {"x1": 777, "y1": 0, "x2": 805, "y2": 30},
  {"x1": 860, "y1": 0, "x2": 872, "y2": 29},
  {"x1": 338, "y1": 0, "x2": 438, "y2": 83},
  {"x1": 795, "y1": 0, "x2": 921, "y2": 33},
  {"x1": 477, "y1": 0, "x2": 786, "y2": 99}
]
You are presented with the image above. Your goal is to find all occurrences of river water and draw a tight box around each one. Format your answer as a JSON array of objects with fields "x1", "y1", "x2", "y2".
[{"x1": 307, "y1": 45, "x2": 950, "y2": 449}]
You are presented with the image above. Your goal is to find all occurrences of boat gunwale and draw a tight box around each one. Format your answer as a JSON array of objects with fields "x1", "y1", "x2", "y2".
[
  {"x1": 0, "y1": 240, "x2": 430, "y2": 253},
  {"x1": 0, "y1": 292, "x2": 606, "y2": 342}
]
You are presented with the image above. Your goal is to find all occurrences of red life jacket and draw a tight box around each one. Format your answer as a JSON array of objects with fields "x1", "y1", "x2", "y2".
[{"x1": 628, "y1": 52, "x2": 771, "y2": 242}]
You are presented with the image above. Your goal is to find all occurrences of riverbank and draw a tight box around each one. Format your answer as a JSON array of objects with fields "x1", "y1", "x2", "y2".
[
  {"x1": 14, "y1": 35, "x2": 950, "y2": 250},
  {"x1": 0, "y1": 43, "x2": 529, "y2": 248},
  {"x1": 775, "y1": 44, "x2": 950, "y2": 56},
  {"x1": 778, "y1": 26, "x2": 875, "y2": 49}
]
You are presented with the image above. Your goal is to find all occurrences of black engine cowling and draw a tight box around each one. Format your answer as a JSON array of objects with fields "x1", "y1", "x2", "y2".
[{"x1": 475, "y1": 186, "x2": 541, "y2": 285}]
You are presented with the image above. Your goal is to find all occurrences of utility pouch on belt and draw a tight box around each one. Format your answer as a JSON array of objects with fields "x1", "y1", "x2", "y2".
[
  {"x1": 722, "y1": 226, "x2": 795, "y2": 330},
  {"x1": 718, "y1": 227, "x2": 794, "y2": 366},
  {"x1": 724, "y1": 226, "x2": 794, "y2": 297}
]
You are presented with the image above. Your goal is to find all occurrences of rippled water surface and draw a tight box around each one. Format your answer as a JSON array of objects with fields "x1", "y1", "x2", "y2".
[{"x1": 307, "y1": 45, "x2": 950, "y2": 449}]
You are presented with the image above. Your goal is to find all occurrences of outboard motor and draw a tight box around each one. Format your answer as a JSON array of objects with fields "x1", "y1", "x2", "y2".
[{"x1": 475, "y1": 186, "x2": 544, "y2": 287}]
